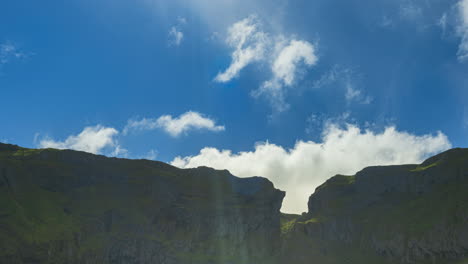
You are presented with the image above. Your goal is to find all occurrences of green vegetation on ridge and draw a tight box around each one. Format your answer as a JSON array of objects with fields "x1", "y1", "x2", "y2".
[{"x1": 1, "y1": 143, "x2": 468, "y2": 264}]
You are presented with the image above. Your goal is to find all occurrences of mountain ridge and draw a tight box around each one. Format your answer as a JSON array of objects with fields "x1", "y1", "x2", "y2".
[
  {"x1": 0, "y1": 142, "x2": 284, "y2": 264},
  {"x1": 283, "y1": 148, "x2": 468, "y2": 264},
  {"x1": 1, "y1": 143, "x2": 467, "y2": 263}
]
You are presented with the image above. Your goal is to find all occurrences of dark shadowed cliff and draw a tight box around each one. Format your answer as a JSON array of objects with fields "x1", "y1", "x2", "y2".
[
  {"x1": 281, "y1": 148, "x2": 468, "y2": 264},
  {"x1": 0, "y1": 143, "x2": 284, "y2": 264},
  {"x1": 1, "y1": 143, "x2": 468, "y2": 264}
]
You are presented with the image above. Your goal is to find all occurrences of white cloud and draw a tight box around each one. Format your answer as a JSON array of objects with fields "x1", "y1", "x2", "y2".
[
  {"x1": 123, "y1": 118, "x2": 158, "y2": 134},
  {"x1": 457, "y1": 0, "x2": 468, "y2": 60},
  {"x1": 0, "y1": 41, "x2": 28, "y2": 65},
  {"x1": 310, "y1": 66, "x2": 340, "y2": 90},
  {"x1": 215, "y1": 15, "x2": 268, "y2": 82},
  {"x1": 144, "y1": 149, "x2": 158, "y2": 160},
  {"x1": 400, "y1": 4, "x2": 423, "y2": 21},
  {"x1": 110, "y1": 144, "x2": 129, "y2": 158},
  {"x1": 305, "y1": 112, "x2": 353, "y2": 136},
  {"x1": 436, "y1": 0, "x2": 468, "y2": 61},
  {"x1": 169, "y1": 26, "x2": 184, "y2": 46},
  {"x1": 380, "y1": 15, "x2": 394, "y2": 28},
  {"x1": 271, "y1": 40, "x2": 317, "y2": 86},
  {"x1": 345, "y1": 84, "x2": 361, "y2": 101},
  {"x1": 309, "y1": 66, "x2": 372, "y2": 105},
  {"x1": 438, "y1": 13, "x2": 448, "y2": 34},
  {"x1": 252, "y1": 79, "x2": 289, "y2": 112},
  {"x1": 177, "y1": 16, "x2": 187, "y2": 25},
  {"x1": 253, "y1": 39, "x2": 318, "y2": 112},
  {"x1": 216, "y1": 16, "x2": 318, "y2": 112},
  {"x1": 38, "y1": 125, "x2": 121, "y2": 155},
  {"x1": 168, "y1": 16, "x2": 187, "y2": 47},
  {"x1": 463, "y1": 107, "x2": 468, "y2": 129},
  {"x1": 171, "y1": 124, "x2": 451, "y2": 214},
  {"x1": 124, "y1": 111, "x2": 225, "y2": 137},
  {"x1": 345, "y1": 83, "x2": 373, "y2": 104}
]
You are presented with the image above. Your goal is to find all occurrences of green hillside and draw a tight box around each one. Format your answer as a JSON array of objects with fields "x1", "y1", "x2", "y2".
[{"x1": 1, "y1": 143, "x2": 467, "y2": 264}]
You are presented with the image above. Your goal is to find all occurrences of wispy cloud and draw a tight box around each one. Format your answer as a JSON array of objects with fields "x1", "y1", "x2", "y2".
[
  {"x1": 463, "y1": 107, "x2": 468, "y2": 129},
  {"x1": 169, "y1": 26, "x2": 184, "y2": 46},
  {"x1": 345, "y1": 83, "x2": 373, "y2": 104},
  {"x1": 380, "y1": 15, "x2": 394, "y2": 28},
  {"x1": 252, "y1": 39, "x2": 318, "y2": 112},
  {"x1": 172, "y1": 124, "x2": 451, "y2": 213},
  {"x1": 215, "y1": 15, "x2": 268, "y2": 82},
  {"x1": 456, "y1": 0, "x2": 468, "y2": 61},
  {"x1": 0, "y1": 41, "x2": 29, "y2": 67},
  {"x1": 124, "y1": 111, "x2": 225, "y2": 137},
  {"x1": 438, "y1": 12, "x2": 448, "y2": 34},
  {"x1": 216, "y1": 15, "x2": 318, "y2": 113},
  {"x1": 177, "y1": 16, "x2": 187, "y2": 25},
  {"x1": 377, "y1": 1, "x2": 429, "y2": 31},
  {"x1": 143, "y1": 149, "x2": 158, "y2": 160},
  {"x1": 168, "y1": 17, "x2": 187, "y2": 46},
  {"x1": 310, "y1": 66, "x2": 340, "y2": 90},
  {"x1": 436, "y1": 0, "x2": 468, "y2": 60},
  {"x1": 37, "y1": 125, "x2": 124, "y2": 156},
  {"x1": 400, "y1": 3, "x2": 423, "y2": 21},
  {"x1": 310, "y1": 66, "x2": 373, "y2": 105}
]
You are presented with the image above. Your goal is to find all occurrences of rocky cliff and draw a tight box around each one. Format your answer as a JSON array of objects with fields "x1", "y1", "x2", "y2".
[
  {"x1": 0, "y1": 143, "x2": 285, "y2": 264},
  {"x1": 2, "y1": 142, "x2": 468, "y2": 264},
  {"x1": 282, "y1": 148, "x2": 468, "y2": 264}
]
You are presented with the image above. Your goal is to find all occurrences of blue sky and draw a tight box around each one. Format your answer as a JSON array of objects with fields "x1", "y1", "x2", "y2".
[{"x1": 1, "y1": 0, "x2": 467, "y2": 213}]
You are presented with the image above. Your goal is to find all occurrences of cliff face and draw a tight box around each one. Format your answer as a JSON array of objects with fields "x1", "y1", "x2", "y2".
[
  {"x1": 283, "y1": 148, "x2": 468, "y2": 264},
  {"x1": 0, "y1": 143, "x2": 285, "y2": 264},
  {"x1": 2, "y1": 143, "x2": 468, "y2": 264}
]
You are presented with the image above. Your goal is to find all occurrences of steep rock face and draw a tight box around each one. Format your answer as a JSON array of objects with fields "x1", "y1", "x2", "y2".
[
  {"x1": 0, "y1": 143, "x2": 285, "y2": 264},
  {"x1": 285, "y1": 148, "x2": 468, "y2": 264}
]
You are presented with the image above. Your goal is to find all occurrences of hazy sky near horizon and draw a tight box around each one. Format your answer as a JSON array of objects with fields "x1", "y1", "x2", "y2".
[{"x1": 1, "y1": 0, "x2": 467, "y2": 213}]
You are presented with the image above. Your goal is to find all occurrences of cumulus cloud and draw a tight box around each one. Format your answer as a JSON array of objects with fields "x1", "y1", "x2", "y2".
[
  {"x1": 38, "y1": 125, "x2": 121, "y2": 155},
  {"x1": 171, "y1": 124, "x2": 451, "y2": 213},
  {"x1": 215, "y1": 15, "x2": 268, "y2": 82},
  {"x1": 216, "y1": 16, "x2": 318, "y2": 113},
  {"x1": 253, "y1": 39, "x2": 318, "y2": 112},
  {"x1": 271, "y1": 40, "x2": 317, "y2": 86},
  {"x1": 124, "y1": 111, "x2": 225, "y2": 137}
]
